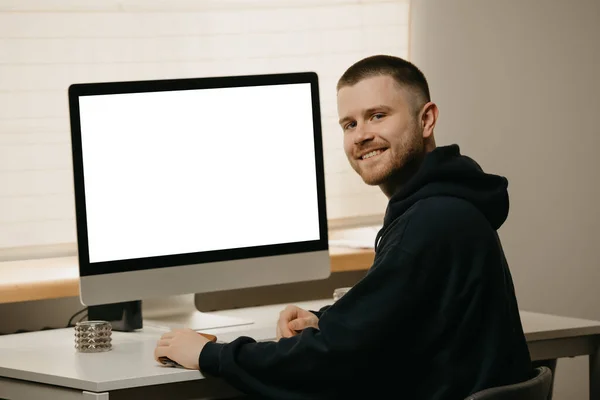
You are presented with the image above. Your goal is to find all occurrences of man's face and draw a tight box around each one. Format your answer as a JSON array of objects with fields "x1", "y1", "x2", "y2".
[{"x1": 337, "y1": 75, "x2": 424, "y2": 187}]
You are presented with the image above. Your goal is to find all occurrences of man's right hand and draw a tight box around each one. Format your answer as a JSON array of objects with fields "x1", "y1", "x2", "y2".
[{"x1": 276, "y1": 305, "x2": 319, "y2": 340}]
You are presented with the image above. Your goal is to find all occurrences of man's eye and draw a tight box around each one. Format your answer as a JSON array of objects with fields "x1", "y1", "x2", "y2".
[
  {"x1": 371, "y1": 113, "x2": 384, "y2": 120},
  {"x1": 344, "y1": 121, "x2": 357, "y2": 130}
]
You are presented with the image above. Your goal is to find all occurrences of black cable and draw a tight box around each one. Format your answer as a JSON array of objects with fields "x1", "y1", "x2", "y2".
[
  {"x1": 67, "y1": 307, "x2": 88, "y2": 328},
  {"x1": 77, "y1": 312, "x2": 88, "y2": 324}
]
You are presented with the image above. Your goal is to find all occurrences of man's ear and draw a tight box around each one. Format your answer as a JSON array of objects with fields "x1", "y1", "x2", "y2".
[{"x1": 420, "y1": 101, "x2": 438, "y2": 139}]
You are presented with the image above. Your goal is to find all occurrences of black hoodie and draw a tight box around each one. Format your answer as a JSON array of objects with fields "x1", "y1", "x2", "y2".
[{"x1": 199, "y1": 144, "x2": 533, "y2": 399}]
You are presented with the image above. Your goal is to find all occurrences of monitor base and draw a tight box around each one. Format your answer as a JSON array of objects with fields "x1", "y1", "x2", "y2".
[{"x1": 145, "y1": 311, "x2": 254, "y2": 332}]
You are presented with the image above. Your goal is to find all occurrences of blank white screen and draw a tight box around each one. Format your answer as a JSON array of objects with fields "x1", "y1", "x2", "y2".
[{"x1": 78, "y1": 83, "x2": 320, "y2": 263}]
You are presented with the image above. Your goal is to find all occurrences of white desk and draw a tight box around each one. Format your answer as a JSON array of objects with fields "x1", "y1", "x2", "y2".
[{"x1": 1, "y1": 299, "x2": 600, "y2": 400}]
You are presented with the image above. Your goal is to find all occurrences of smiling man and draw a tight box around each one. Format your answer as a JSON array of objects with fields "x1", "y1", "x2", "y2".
[
  {"x1": 155, "y1": 55, "x2": 533, "y2": 399},
  {"x1": 337, "y1": 60, "x2": 436, "y2": 199}
]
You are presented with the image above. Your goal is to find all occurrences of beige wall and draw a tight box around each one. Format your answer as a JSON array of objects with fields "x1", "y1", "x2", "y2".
[{"x1": 409, "y1": 0, "x2": 600, "y2": 398}]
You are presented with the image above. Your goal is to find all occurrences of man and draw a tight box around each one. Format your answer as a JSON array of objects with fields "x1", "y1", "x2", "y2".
[{"x1": 154, "y1": 55, "x2": 533, "y2": 399}]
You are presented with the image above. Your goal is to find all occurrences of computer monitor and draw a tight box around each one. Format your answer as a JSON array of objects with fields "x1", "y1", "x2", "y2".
[{"x1": 68, "y1": 72, "x2": 331, "y2": 325}]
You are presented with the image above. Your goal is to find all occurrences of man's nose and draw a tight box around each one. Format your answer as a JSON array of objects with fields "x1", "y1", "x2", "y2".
[{"x1": 353, "y1": 124, "x2": 375, "y2": 145}]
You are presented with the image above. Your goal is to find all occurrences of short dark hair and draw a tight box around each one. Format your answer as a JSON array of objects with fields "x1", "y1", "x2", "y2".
[{"x1": 337, "y1": 55, "x2": 431, "y2": 115}]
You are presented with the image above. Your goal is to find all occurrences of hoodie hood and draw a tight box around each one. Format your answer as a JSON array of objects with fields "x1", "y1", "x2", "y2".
[{"x1": 380, "y1": 144, "x2": 509, "y2": 236}]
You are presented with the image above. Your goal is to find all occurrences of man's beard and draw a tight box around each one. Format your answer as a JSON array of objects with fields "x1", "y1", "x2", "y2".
[{"x1": 358, "y1": 129, "x2": 424, "y2": 187}]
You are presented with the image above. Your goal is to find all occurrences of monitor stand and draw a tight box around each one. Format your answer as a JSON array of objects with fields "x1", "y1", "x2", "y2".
[
  {"x1": 144, "y1": 311, "x2": 254, "y2": 332},
  {"x1": 86, "y1": 296, "x2": 253, "y2": 332},
  {"x1": 142, "y1": 293, "x2": 254, "y2": 332}
]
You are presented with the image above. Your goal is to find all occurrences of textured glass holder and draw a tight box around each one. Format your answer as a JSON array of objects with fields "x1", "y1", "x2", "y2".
[{"x1": 74, "y1": 321, "x2": 112, "y2": 353}]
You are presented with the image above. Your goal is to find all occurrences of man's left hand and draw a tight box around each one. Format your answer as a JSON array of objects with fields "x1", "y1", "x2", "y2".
[{"x1": 154, "y1": 329, "x2": 212, "y2": 370}]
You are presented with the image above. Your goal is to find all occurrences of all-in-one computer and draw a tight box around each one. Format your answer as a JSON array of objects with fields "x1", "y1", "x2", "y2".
[{"x1": 68, "y1": 72, "x2": 330, "y2": 331}]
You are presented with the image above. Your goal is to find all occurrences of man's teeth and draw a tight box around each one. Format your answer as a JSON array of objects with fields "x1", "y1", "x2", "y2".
[{"x1": 362, "y1": 150, "x2": 382, "y2": 160}]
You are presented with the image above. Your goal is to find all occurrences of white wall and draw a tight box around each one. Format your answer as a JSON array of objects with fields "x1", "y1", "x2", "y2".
[
  {"x1": 0, "y1": 0, "x2": 410, "y2": 254},
  {"x1": 410, "y1": 0, "x2": 600, "y2": 398}
]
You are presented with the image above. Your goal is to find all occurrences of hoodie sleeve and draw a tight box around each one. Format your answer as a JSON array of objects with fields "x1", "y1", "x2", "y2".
[
  {"x1": 309, "y1": 304, "x2": 331, "y2": 319},
  {"x1": 198, "y1": 242, "x2": 448, "y2": 399}
]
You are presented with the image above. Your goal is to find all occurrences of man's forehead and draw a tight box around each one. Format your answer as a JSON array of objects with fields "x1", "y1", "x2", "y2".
[{"x1": 337, "y1": 77, "x2": 405, "y2": 114}]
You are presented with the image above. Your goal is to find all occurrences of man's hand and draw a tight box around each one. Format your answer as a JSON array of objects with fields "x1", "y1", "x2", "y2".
[
  {"x1": 154, "y1": 329, "x2": 213, "y2": 370},
  {"x1": 276, "y1": 305, "x2": 319, "y2": 340}
]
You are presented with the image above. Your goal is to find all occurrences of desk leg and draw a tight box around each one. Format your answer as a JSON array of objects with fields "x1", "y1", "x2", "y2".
[{"x1": 591, "y1": 346, "x2": 600, "y2": 400}]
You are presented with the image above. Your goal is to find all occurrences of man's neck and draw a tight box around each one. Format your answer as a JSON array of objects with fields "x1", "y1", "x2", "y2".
[
  {"x1": 379, "y1": 149, "x2": 433, "y2": 199},
  {"x1": 380, "y1": 179, "x2": 415, "y2": 201}
]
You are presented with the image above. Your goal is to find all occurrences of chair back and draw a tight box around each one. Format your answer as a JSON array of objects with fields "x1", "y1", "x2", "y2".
[{"x1": 464, "y1": 367, "x2": 553, "y2": 400}]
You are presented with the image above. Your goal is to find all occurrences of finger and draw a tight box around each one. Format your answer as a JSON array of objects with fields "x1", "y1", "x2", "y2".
[
  {"x1": 279, "y1": 305, "x2": 298, "y2": 320},
  {"x1": 154, "y1": 345, "x2": 169, "y2": 363},
  {"x1": 276, "y1": 323, "x2": 288, "y2": 340},
  {"x1": 289, "y1": 316, "x2": 312, "y2": 331},
  {"x1": 160, "y1": 332, "x2": 176, "y2": 340},
  {"x1": 278, "y1": 318, "x2": 295, "y2": 338},
  {"x1": 289, "y1": 316, "x2": 316, "y2": 331},
  {"x1": 280, "y1": 305, "x2": 295, "y2": 315},
  {"x1": 156, "y1": 339, "x2": 170, "y2": 347},
  {"x1": 288, "y1": 319, "x2": 302, "y2": 331}
]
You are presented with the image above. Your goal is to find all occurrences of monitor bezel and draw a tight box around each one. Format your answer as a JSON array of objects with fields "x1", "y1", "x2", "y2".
[{"x1": 68, "y1": 72, "x2": 329, "y2": 277}]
